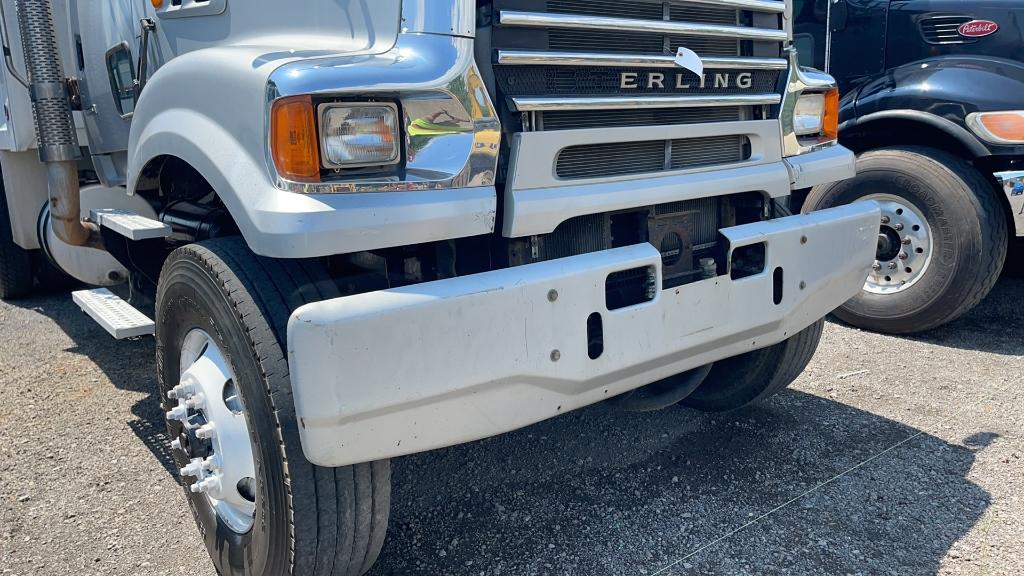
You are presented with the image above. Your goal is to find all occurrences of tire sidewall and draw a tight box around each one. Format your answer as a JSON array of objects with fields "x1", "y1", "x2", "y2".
[{"x1": 157, "y1": 252, "x2": 290, "y2": 576}]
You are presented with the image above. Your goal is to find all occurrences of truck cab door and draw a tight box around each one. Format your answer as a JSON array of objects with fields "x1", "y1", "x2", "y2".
[
  {"x1": 824, "y1": 0, "x2": 889, "y2": 94},
  {"x1": 792, "y1": 0, "x2": 830, "y2": 70}
]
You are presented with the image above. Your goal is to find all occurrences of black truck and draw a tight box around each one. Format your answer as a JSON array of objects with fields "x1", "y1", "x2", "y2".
[{"x1": 793, "y1": 0, "x2": 1024, "y2": 334}]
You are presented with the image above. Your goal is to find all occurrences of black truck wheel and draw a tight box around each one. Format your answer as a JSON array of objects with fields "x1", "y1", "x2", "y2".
[
  {"x1": 156, "y1": 237, "x2": 390, "y2": 576},
  {"x1": 803, "y1": 146, "x2": 1007, "y2": 334},
  {"x1": 0, "y1": 181, "x2": 33, "y2": 299},
  {"x1": 681, "y1": 319, "x2": 824, "y2": 412}
]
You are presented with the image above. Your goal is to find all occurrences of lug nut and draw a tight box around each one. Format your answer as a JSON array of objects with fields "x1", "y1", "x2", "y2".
[
  {"x1": 185, "y1": 393, "x2": 206, "y2": 410},
  {"x1": 902, "y1": 237, "x2": 912, "y2": 245},
  {"x1": 202, "y1": 456, "x2": 220, "y2": 472},
  {"x1": 165, "y1": 406, "x2": 188, "y2": 421},
  {"x1": 888, "y1": 262, "x2": 898, "y2": 270},
  {"x1": 872, "y1": 262, "x2": 881, "y2": 271},
  {"x1": 880, "y1": 215, "x2": 890, "y2": 224},
  {"x1": 191, "y1": 474, "x2": 222, "y2": 496},
  {"x1": 179, "y1": 458, "x2": 204, "y2": 478},
  {"x1": 894, "y1": 223, "x2": 904, "y2": 231},
  {"x1": 898, "y1": 252, "x2": 908, "y2": 260},
  {"x1": 168, "y1": 382, "x2": 195, "y2": 400},
  {"x1": 195, "y1": 424, "x2": 217, "y2": 440}
]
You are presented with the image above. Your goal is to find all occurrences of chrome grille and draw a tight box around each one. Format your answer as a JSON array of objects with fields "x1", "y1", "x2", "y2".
[
  {"x1": 556, "y1": 135, "x2": 749, "y2": 179},
  {"x1": 920, "y1": 15, "x2": 973, "y2": 45},
  {"x1": 489, "y1": 0, "x2": 788, "y2": 213},
  {"x1": 491, "y1": 0, "x2": 787, "y2": 123}
]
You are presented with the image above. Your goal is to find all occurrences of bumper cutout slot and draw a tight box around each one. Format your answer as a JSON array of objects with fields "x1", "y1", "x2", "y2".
[
  {"x1": 730, "y1": 242, "x2": 766, "y2": 280},
  {"x1": 605, "y1": 265, "x2": 657, "y2": 310},
  {"x1": 587, "y1": 312, "x2": 604, "y2": 359}
]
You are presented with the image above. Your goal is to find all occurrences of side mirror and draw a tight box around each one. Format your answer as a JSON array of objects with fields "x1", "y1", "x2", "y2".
[{"x1": 105, "y1": 43, "x2": 136, "y2": 117}]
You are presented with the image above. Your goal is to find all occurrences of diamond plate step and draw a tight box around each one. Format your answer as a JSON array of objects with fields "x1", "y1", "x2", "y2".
[
  {"x1": 72, "y1": 288, "x2": 155, "y2": 339},
  {"x1": 91, "y1": 208, "x2": 171, "y2": 240}
]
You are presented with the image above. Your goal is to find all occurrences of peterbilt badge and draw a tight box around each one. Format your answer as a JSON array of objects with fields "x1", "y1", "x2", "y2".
[{"x1": 958, "y1": 20, "x2": 998, "y2": 38}]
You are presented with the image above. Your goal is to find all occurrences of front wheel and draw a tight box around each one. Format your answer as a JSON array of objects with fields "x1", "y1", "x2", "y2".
[
  {"x1": 156, "y1": 237, "x2": 390, "y2": 576},
  {"x1": 803, "y1": 146, "x2": 1007, "y2": 334},
  {"x1": 681, "y1": 319, "x2": 824, "y2": 412}
]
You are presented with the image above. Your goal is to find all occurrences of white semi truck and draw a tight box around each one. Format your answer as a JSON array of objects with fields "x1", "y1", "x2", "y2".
[{"x1": 0, "y1": 1, "x2": 879, "y2": 574}]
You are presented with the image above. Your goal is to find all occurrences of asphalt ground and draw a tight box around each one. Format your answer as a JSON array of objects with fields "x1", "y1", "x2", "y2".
[{"x1": 1, "y1": 275, "x2": 1022, "y2": 575}]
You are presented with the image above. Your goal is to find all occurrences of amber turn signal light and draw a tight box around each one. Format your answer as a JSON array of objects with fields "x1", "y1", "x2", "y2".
[
  {"x1": 271, "y1": 95, "x2": 321, "y2": 183},
  {"x1": 968, "y1": 111, "x2": 1024, "y2": 144},
  {"x1": 822, "y1": 88, "x2": 839, "y2": 141},
  {"x1": 150, "y1": 0, "x2": 163, "y2": 8}
]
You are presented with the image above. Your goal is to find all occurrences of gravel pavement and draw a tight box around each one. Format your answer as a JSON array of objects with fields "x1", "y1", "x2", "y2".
[{"x1": 1, "y1": 276, "x2": 1022, "y2": 575}]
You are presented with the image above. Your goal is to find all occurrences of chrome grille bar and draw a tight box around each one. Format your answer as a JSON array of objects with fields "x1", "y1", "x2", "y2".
[
  {"x1": 512, "y1": 94, "x2": 782, "y2": 112},
  {"x1": 497, "y1": 51, "x2": 788, "y2": 70},
  {"x1": 499, "y1": 11, "x2": 788, "y2": 42},
  {"x1": 667, "y1": 0, "x2": 785, "y2": 13}
]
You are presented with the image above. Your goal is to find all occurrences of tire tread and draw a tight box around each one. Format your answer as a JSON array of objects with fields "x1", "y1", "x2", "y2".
[{"x1": 160, "y1": 237, "x2": 388, "y2": 576}]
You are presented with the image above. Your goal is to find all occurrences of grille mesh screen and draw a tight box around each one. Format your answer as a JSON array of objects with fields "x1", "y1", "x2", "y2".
[
  {"x1": 540, "y1": 106, "x2": 746, "y2": 130},
  {"x1": 556, "y1": 135, "x2": 748, "y2": 179}
]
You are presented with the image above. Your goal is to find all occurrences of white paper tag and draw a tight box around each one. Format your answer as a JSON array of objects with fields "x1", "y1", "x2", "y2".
[{"x1": 674, "y1": 47, "x2": 704, "y2": 78}]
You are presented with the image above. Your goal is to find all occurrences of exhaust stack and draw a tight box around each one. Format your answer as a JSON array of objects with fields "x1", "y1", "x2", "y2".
[{"x1": 15, "y1": 0, "x2": 99, "y2": 247}]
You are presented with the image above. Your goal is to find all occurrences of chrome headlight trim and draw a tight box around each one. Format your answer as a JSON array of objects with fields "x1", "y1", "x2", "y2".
[
  {"x1": 266, "y1": 33, "x2": 499, "y2": 194},
  {"x1": 780, "y1": 47, "x2": 838, "y2": 157}
]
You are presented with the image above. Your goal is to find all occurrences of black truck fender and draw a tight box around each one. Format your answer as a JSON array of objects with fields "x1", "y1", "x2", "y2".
[{"x1": 838, "y1": 55, "x2": 1024, "y2": 159}]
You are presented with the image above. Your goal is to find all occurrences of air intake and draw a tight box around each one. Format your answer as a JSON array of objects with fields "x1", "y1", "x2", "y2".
[{"x1": 920, "y1": 15, "x2": 972, "y2": 45}]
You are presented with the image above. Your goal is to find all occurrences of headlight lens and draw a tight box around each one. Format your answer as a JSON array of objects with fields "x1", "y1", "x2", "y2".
[
  {"x1": 793, "y1": 93, "x2": 825, "y2": 136},
  {"x1": 792, "y1": 88, "x2": 839, "y2": 141},
  {"x1": 967, "y1": 111, "x2": 1024, "y2": 144},
  {"x1": 319, "y1": 104, "x2": 400, "y2": 168}
]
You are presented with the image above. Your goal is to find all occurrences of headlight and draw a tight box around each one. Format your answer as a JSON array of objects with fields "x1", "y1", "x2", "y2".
[
  {"x1": 319, "y1": 104, "x2": 400, "y2": 168},
  {"x1": 966, "y1": 111, "x2": 1024, "y2": 144},
  {"x1": 793, "y1": 89, "x2": 839, "y2": 139}
]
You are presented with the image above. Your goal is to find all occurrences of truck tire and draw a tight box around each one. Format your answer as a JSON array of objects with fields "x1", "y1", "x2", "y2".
[
  {"x1": 0, "y1": 181, "x2": 34, "y2": 299},
  {"x1": 803, "y1": 146, "x2": 1007, "y2": 334},
  {"x1": 681, "y1": 319, "x2": 824, "y2": 412},
  {"x1": 156, "y1": 237, "x2": 390, "y2": 576}
]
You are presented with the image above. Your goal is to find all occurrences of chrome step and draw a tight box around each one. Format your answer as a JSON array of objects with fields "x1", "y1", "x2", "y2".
[
  {"x1": 72, "y1": 288, "x2": 155, "y2": 339},
  {"x1": 91, "y1": 208, "x2": 171, "y2": 241}
]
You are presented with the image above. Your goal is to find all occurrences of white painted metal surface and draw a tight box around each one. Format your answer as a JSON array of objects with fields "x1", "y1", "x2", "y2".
[
  {"x1": 504, "y1": 142, "x2": 855, "y2": 238},
  {"x1": 72, "y1": 288, "x2": 154, "y2": 339},
  {"x1": 783, "y1": 145, "x2": 856, "y2": 189},
  {"x1": 288, "y1": 202, "x2": 881, "y2": 467},
  {"x1": 90, "y1": 209, "x2": 171, "y2": 240}
]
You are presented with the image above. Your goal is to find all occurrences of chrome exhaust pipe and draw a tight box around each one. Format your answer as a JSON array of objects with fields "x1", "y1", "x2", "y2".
[{"x1": 15, "y1": 0, "x2": 99, "y2": 247}]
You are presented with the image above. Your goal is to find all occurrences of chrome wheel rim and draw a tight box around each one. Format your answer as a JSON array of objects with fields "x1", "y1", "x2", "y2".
[
  {"x1": 167, "y1": 329, "x2": 257, "y2": 533},
  {"x1": 861, "y1": 194, "x2": 933, "y2": 295}
]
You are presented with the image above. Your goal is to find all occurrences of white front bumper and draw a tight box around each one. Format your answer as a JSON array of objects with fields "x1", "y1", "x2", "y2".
[{"x1": 288, "y1": 202, "x2": 880, "y2": 467}]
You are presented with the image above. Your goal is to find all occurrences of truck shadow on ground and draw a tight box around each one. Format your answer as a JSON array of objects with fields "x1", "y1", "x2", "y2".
[
  {"x1": 372, "y1": 394, "x2": 992, "y2": 576},
  {"x1": 830, "y1": 276, "x2": 1024, "y2": 356},
  {"x1": 10, "y1": 278, "x2": 1008, "y2": 575},
  {"x1": 9, "y1": 291, "x2": 175, "y2": 476}
]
